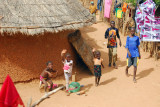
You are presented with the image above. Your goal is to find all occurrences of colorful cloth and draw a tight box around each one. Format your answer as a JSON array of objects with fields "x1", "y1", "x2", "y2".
[
  {"x1": 125, "y1": 35, "x2": 140, "y2": 58},
  {"x1": 40, "y1": 75, "x2": 47, "y2": 81},
  {"x1": 122, "y1": 2, "x2": 129, "y2": 12},
  {"x1": 94, "y1": 65, "x2": 101, "y2": 77},
  {"x1": 104, "y1": 0, "x2": 112, "y2": 18},
  {"x1": 135, "y1": 0, "x2": 160, "y2": 41},
  {"x1": 105, "y1": 27, "x2": 120, "y2": 48},
  {"x1": 0, "y1": 75, "x2": 24, "y2": 107},
  {"x1": 97, "y1": 0, "x2": 103, "y2": 11},
  {"x1": 89, "y1": 5, "x2": 97, "y2": 14},
  {"x1": 116, "y1": 8, "x2": 123, "y2": 18},
  {"x1": 63, "y1": 64, "x2": 70, "y2": 70},
  {"x1": 63, "y1": 60, "x2": 73, "y2": 74}
]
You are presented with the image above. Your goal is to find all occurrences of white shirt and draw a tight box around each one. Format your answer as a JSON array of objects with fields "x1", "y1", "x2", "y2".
[{"x1": 63, "y1": 60, "x2": 73, "y2": 73}]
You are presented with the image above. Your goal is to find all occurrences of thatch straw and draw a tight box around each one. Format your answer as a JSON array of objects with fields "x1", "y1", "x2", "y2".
[{"x1": 0, "y1": 0, "x2": 94, "y2": 35}]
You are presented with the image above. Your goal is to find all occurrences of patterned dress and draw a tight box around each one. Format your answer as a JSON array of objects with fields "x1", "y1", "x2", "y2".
[{"x1": 94, "y1": 65, "x2": 101, "y2": 77}]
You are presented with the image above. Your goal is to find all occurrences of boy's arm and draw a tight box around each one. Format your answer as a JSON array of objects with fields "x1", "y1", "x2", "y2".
[
  {"x1": 138, "y1": 46, "x2": 141, "y2": 59},
  {"x1": 125, "y1": 37, "x2": 131, "y2": 57},
  {"x1": 126, "y1": 48, "x2": 131, "y2": 57},
  {"x1": 92, "y1": 48, "x2": 96, "y2": 58},
  {"x1": 45, "y1": 71, "x2": 53, "y2": 77},
  {"x1": 105, "y1": 29, "x2": 109, "y2": 39},
  {"x1": 69, "y1": 61, "x2": 73, "y2": 66},
  {"x1": 137, "y1": 37, "x2": 141, "y2": 59},
  {"x1": 61, "y1": 49, "x2": 67, "y2": 62},
  {"x1": 116, "y1": 29, "x2": 122, "y2": 47},
  {"x1": 101, "y1": 59, "x2": 104, "y2": 68},
  {"x1": 101, "y1": 62, "x2": 104, "y2": 68}
]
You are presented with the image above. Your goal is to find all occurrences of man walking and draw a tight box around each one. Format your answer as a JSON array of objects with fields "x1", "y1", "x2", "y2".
[{"x1": 105, "y1": 21, "x2": 122, "y2": 69}]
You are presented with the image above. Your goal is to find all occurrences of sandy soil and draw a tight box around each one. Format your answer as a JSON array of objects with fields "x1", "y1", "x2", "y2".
[{"x1": 1, "y1": 22, "x2": 160, "y2": 107}]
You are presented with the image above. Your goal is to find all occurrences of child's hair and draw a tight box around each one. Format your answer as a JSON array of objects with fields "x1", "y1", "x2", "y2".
[
  {"x1": 46, "y1": 61, "x2": 53, "y2": 66},
  {"x1": 130, "y1": 27, "x2": 135, "y2": 31},
  {"x1": 128, "y1": 26, "x2": 135, "y2": 30},
  {"x1": 110, "y1": 21, "x2": 115, "y2": 24},
  {"x1": 65, "y1": 53, "x2": 71, "y2": 58},
  {"x1": 95, "y1": 51, "x2": 101, "y2": 56}
]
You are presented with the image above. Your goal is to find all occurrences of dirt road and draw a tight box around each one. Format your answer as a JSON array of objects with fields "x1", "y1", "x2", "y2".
[{"x1": 1, "y1": 22, "x2": 160, "y2": 107}]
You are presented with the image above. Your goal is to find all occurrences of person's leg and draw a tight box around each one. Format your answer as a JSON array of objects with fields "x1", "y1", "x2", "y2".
[
  {"x1": 64, "y1": 73, "x2": 70, "y2": 91},
  {"x1": 41, "y1": 79, "x2": 48, "y2": 92},
  {"x1": 109, "y1": 48, "x2": 112, "y2": 67},
  {"x1": 133, "y1": 66, "x2": 137, "y2": 83},
  {"x1": 48, "y1": 79, "x2": 53, "y2": 91},
  {"x1": 97, "y1": 76, "x2": 101, "y2": 85},
  {"x1": 126, "y1": 57, "x2": 132, "y2": 76},
  {"x1": 133, "y1": 57, "x2": 138, "y2": 83},
  {"x1": 113, "y1": 48, "x2": 118, "y2": 69},
  {"x1": 95, "y1": 76, "x2": 98, "y2": 86},
  {"x1": 125, "y1": 66, "x2": 129, "y2": 76}
]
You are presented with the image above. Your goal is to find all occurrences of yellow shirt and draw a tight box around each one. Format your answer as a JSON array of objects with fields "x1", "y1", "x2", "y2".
[{"x1": 89, "y1": 5, "x2": 97, "y2": 14}]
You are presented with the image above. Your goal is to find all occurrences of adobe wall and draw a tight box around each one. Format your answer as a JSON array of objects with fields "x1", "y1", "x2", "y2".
[{"x1": 0, "y1": 30, "x2": 77, "y2": 83}]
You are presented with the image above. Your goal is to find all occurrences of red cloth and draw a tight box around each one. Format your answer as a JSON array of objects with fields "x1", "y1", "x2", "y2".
[{"x1": 0, "y1": 75, "x2": 25, "y2": 107}]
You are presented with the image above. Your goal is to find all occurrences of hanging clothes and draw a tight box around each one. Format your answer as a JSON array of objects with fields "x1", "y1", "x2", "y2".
[
  {"x1": 104, "y1": 0, "x2": 112, "y2": 18},
  {"x1": 113, "y1": 3, "x2": 121, "y2": 13},
  {"x1": 135, "y1": 0, "x2": 160, "y2": 41},
  {"x1": 133, "y1": 0, "x2": 144, "y2": 22},
  {"x1": 97, "y1": 0, "x2": 103, "y2": 11},
  {"x1": 122, "y1": 2, "x2": 129, "y2": 13},
  {"x1": 116, "y1": 8, "x2": 123, "y2": 18}
]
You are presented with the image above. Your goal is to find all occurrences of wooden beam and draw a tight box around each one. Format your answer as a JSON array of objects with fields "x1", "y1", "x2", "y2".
[{"x1": 31, "y1": 86, "x2": 65, "y2": 107}]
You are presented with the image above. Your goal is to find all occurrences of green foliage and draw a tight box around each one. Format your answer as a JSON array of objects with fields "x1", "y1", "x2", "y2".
[{"x1": 155, "y1": 0, "x2": 160, "y2": 5}]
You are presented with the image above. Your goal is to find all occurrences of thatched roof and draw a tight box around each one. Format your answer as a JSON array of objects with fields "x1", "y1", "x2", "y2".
[{"x1": 0, "y1": 0, "x2": 94, "y2": 35}]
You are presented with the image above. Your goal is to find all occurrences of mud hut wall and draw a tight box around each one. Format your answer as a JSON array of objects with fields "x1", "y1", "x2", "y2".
[{"x1": 0, "y1": 30, "x2": 77, "y2": 83}]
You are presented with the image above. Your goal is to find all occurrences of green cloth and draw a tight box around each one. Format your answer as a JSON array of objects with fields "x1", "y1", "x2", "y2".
[{"x1": 116, "y1": 8, "x2": 123, "y2": 18}]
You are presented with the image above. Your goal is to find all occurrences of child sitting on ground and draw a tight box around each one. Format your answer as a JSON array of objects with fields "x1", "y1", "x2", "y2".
[
  {"x1": 61, "y1": 49, "x2": 73, "y2": 93},
  {"x1": 92, "y1": 48, "x2": 104, "y2": 86},
  {"x1": 40, "y1": 61, "x2": 58, "y2": 94}
]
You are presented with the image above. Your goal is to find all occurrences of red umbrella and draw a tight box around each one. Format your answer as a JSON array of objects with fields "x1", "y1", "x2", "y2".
[{"x1": 0, "y1": 75, "x2": 25, "y2": 107}]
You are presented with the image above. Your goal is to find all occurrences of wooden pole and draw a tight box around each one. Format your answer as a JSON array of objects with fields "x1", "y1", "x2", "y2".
[
  {"x1": 27, "y1": 97, "x2": 32, "y2": 107},
  {"x1": 31, "y1": 86, "x2": 65, "y2": 107}
]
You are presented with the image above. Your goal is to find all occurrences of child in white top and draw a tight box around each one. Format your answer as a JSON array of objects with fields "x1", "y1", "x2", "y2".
[{"x1": 61, "y1": 49, "x2": 73, "y2": 91}]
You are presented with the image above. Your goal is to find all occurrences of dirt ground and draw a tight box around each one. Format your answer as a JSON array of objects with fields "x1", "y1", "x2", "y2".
[{"x1": 1, "y1": 22, "x2": 160, "y2": 107}]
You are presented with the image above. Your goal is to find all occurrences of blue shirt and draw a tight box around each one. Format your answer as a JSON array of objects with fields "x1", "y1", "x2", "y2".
[{"x1": 125, "y1": 35, "x2": 140, "y2": 58}]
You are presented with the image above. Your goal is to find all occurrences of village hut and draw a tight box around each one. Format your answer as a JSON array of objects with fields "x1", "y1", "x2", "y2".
[{"x1": 0, "y1": 0, "x2": 94, "y2": 83}]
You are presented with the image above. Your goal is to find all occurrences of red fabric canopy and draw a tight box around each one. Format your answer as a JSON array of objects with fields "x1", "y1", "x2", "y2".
[{"x1": 0, "y1": 75, "x2": 25, "y2": 107}]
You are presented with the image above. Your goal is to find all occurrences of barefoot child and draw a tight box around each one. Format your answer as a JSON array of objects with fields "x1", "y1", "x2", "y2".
[
  {"x1": 40, "y1": 61, "x2": 58, "y2": 93},
  {"x1": 125, "y1": 27, "x2": 141, "y2": 83},
  {"x1": 61, "y1": 49, "x2": 73, "y2": 92},
  {"x1": 92, "y1": 48, "x2": 104, "y2": 86}
]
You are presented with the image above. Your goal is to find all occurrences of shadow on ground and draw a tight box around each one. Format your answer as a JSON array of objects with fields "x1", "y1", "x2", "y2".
[
  {"x1": 100, "y1": 77, "x2": 117, "y2": 85},
  {"x1": 137, "y1": 68, "x2": 154, "y2": 80}
]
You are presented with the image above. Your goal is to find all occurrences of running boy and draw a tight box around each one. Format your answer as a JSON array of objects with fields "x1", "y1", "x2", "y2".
[
  {"x1": 105, "y1": 21, "x2": 122, "y2": 69},
  {"x1": 125, "y1": 27, "x2": 141, "y2": 83},
  {"x1": 61, "y1": 49, "x2": 73, "y2": 92},
  {"x1": 40, "y1": 61, "x2": 58, "y2": 93},
  {"x1": 92, "y1": 48, "x2": 104, "y2": 86}
]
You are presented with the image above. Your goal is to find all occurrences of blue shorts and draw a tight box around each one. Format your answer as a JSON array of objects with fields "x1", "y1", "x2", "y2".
[{"x1": 127, "y1": 57, "x2": 139, "y2": 67}]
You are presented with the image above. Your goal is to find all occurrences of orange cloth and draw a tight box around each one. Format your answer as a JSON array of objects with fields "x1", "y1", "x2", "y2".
[
  {"x1": 89, "y1": 5, "x2": 97, "y2": 14},
  {"x1": 122, "y1": 2, "x2": 129, "y2": 12}
]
